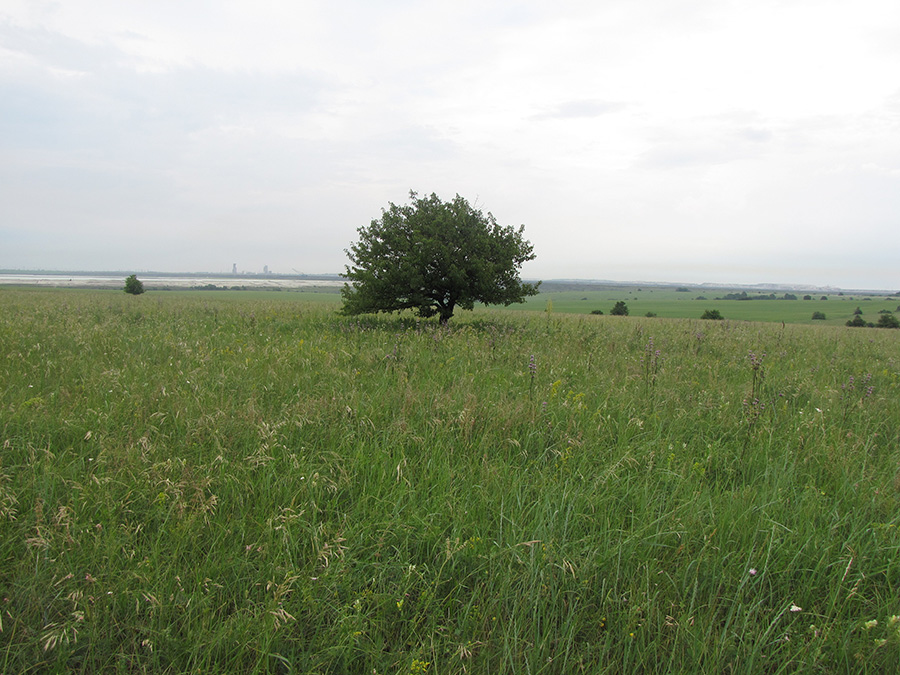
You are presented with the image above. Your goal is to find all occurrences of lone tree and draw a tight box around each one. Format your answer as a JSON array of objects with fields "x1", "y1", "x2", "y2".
[
  {"x1": 610, "y1": 301, "x2": 629, "y2": 316},
  {"x1": 124, "y1": 274, "x2": 145, "y2": 295},
  {"x1": 341, "y1": 191, "x2": 539, "y2": 323}
]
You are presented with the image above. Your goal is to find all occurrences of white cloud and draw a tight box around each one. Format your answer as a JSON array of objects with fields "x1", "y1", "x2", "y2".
[{"x1": 1, "y1": 0, "x2": 899, "y2": 287}]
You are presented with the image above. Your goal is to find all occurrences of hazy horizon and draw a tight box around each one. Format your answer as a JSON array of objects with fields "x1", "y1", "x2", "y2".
[
  {"x1": 2, "y1": 1, "x2": 899, "y2": 290},
  {"x1": 1, "y1": 268, "x2": 895, "y2": 293}
]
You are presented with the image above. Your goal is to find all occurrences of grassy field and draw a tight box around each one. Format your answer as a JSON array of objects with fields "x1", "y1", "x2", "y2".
[
  {"x1": 502, "y1": 287, "x2": 900, "y2": 327},
  {"x1": 2, "y1": 288, "x2": 899, "y2": 673}
]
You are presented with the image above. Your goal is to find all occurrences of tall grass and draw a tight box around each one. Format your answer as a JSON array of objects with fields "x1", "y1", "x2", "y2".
[{"x1": 1, "y1": 289, "x2": 899, "y2": 673}]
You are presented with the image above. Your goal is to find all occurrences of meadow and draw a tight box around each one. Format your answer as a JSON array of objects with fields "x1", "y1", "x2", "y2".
[
  {"x1": 502, "y1": 286, "x2": 900, "y2": 327},
  {"x1": 1, "y1": 288, "x2": 899, "y2": 673}
]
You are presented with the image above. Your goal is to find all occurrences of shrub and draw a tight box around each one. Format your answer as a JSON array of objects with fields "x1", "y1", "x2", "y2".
[
  {"x1": 701, "y1": 309, "x2": 724, "y2": 320},
  {"x1": 124, "y1": 275, "x2": 145, "y2": 295},
  {"x1": 846, "y1": 315, "x2": 867, "y2": 327},
  {"x1": 811, "y1": 311, "x2": 826, "y2": 320},
  {"x1": 590, "y1": 309, "x2": 604, "y2": 315},
  {"x1": 645, "y1": 312, "x2": 657, "y2": 317},
  {"x1": 610, "y1": 301, "x2": 629, "y2": 316},
  {"x1": 803, "y1": 295, "x2": 812, "y2": 300},
  {"x1": 876, "y1": 312, "x2": 900, "y2": 329}
]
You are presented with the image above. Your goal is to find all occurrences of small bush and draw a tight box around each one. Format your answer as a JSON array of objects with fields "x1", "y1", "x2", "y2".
[
  {"x1": 645, "y1": 312, "x2": 657, "y2": 317},
  {"x1": 124, "y1": 275, "x2": 145, "y2": 295},
  {"x1": 846, "y1": 315, "x2": 867, "y2": 327},
  {"x1": 701, "y1": 309, "x2": 724, "y2": 320},
  {"x1": 876, "y1": 312, "x2": 900, "y2": 329},
  {"x1": 590, "y1": 309, "x2": 604, "y2": 315},
  {"x1": 610, "y1": 301, "x2": 629, "y2": 316},
  {"x1": 811, "y1": 311, "x2": 826, "y2": 320}
]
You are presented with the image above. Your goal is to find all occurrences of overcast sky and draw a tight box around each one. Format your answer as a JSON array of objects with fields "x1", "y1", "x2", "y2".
[{"x1": 2, "y1": 1, "x2": 899, "y2": 289}]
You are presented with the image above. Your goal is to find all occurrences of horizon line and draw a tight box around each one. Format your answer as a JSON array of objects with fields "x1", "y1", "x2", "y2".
[{"x1": 1, "y1": 269, "x2": 896, "y2": 295}]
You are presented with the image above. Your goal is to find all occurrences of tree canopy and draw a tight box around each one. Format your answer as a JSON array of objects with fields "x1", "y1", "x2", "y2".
[
  {"x1": 124, "y1": 274, "x2": 145, "y2": 295},
  {"x1": 876, "y1": 312, "x2": 899, "y2": 329},
  {"x1": 341, "y1": 191, "x2": 539, "y2": 323}
]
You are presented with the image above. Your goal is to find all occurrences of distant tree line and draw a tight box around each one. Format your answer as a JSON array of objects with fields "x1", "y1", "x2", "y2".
[{"x1": 715, "y1": 292, "x2": 801, "y2": 301}]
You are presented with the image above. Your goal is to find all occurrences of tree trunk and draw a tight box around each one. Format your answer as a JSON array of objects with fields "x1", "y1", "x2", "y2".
[{"x1": 439, "y1": 302, "x2": 455, "y2": 324}]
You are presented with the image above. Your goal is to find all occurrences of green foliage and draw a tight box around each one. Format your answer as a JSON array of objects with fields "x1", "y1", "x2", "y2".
[
  {"x1": 471, "y1": 286, "x2": 900, "y2": 325},
  {"x1": 590, "y1": 309, "x2": 604, "y2": 315},
  {"x1": 701, "y1": 308, "x2": 724, "y2": 320},
  {"x1": 3, "y1": 289, "x2": 900, "y2": 672},
  {"x1": 811, "y1": 311, "x2": 826, "y2": 320},
  {"x1": 123, "y1": 274, "x2": 145, "y2": 295},
  {"x1": 719, "y1": 291, "x2": 777, "y2": 301},
  {"x1": 610, "y1": 300, "x2": 629, "y2": 316},
  {"x1": 846, "y1": 315, "x2": 868, "y2": 327},
  {"x1": 341, "y1": 191, "x2": 539, "y2": 323},
  {"x1": 876, "y1": 312, "x2": 900, "y2": 328}
]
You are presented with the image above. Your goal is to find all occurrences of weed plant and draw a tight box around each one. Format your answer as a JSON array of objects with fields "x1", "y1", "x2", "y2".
[{"x1": 1, "y1": 289, "x2": 899, "y2": 673}]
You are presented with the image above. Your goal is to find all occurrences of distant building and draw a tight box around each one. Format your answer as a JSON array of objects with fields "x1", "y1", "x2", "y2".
[
  {"x1": 264, "y1": 265, "x2": 269, "y2": 275},
  {"x1": 232, "y1": 263, "x2": 237, "y2": 275}
]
